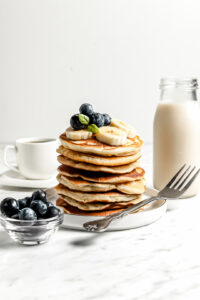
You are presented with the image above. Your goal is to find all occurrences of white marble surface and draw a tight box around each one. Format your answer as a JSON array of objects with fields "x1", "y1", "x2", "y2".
[{"x1": 0, "y1": 144, "x2": 200, "y2": 300}]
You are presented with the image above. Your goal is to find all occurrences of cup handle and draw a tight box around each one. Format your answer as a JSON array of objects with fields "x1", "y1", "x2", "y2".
[{"x1": 3, "y1": 145, "x2": 19, "y2": 173}]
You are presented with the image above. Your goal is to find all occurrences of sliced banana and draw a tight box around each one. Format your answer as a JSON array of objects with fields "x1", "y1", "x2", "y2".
[
  {"x1": 96, "y1": 126, "x2": 127, "y2": 146},
  {"x1": 66, "y1": 127, "x2": 93, "y2": 140},
  {"x1": 111, "y1": 119, "x2": 137, "y2": 138}
]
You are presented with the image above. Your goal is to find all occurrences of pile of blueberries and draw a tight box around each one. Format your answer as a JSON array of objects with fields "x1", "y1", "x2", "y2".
[
  {"x1": 70, "y1": 103, "x2": 111, "y2": 130},
  {"x1": 0, "y1": 190, "x2": 59, "y2": 221}
]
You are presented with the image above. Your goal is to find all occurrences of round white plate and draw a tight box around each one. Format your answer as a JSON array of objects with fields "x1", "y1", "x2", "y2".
[
  {"x1": 145, "y1": 184, "x2": 200, "y2": 211},
  {"x1": 166, "y1": 195, "x2": 200, "y2": 210},
  {"x1": 61, "y1": 188, "x2": 167, "y2": 231},
  {"x1": 0, "y1": 170, "x2": 57, "y2": 189}
]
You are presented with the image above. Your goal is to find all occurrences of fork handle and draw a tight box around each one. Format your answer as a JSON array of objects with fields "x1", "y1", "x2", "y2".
[{"x1": 106, "y1": 196, "x2": 160, "y2": 223}]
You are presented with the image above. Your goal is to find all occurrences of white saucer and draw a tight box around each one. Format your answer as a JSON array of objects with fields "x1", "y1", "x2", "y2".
[
  {"x1": 0, "y1": 170, "x2": 57, "y2": 189},
  {"x1": 60, "y1": 188, "x2": 167, "y2": 231}
]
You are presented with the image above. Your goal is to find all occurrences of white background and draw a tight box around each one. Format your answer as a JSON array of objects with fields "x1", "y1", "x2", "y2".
[{"x1": 0, "y1": 0, "x2": 200, "y2": 143}]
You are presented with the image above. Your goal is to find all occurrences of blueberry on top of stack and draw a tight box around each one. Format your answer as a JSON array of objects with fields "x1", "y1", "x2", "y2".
[
  {"x1": 0, "y1": 190, "x2": 59, "y2": 220},
  {"x1": 69, "y1": 103, "x2": 111, "y2": 134},
  {"x1": 55, "y1": 103, "x2": 145, "y2": 217}
]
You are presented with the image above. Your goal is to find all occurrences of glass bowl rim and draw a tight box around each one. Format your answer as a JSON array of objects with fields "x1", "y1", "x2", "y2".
[{"x1": 0, "y1": 206, "x2": 64, "y2": 224}]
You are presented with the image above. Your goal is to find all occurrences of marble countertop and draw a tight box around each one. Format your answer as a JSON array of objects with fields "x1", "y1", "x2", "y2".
[{"x1": 0, "y1": 144, "x2": 200, "y2": 300}]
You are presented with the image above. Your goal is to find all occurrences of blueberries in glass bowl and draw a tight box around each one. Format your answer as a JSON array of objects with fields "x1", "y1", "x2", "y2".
[
  {"x1": 0, "y1": 190, "x2": 63, "y2": 245},
  {"x1": 0, "y1": 190, "x2": 60, "y2": 220}
]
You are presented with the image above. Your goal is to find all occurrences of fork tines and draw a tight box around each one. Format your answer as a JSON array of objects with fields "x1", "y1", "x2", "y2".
[{"x1": 167, "y1": 164, "x2": 200, "y2": 191}]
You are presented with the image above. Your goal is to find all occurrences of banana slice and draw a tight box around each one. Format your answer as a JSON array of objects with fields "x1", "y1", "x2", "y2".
[
  {"x1": 111, "y1": 119, "x2": 137, "y2": 138},
  {"x1": 96, "y1": 126, "x2": 127, "y2": 146},
  {"x1": 66, "y1": 127, "x2": 93, "y2": 140}
]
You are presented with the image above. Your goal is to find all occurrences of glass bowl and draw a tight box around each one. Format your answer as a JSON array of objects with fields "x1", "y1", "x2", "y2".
[{"x1": 0, "y1": 207, "x2": 64, "y2": 245}]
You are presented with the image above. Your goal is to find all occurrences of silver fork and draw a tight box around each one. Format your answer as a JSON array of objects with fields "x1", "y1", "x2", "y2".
[{"x1": 83, "y1": 164, "x2": 200, "y2": 232}]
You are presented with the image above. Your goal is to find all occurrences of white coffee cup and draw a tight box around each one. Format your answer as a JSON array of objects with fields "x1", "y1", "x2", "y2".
[{"x1": 3, "y1": 137, "x2": 58, "y2": 179}]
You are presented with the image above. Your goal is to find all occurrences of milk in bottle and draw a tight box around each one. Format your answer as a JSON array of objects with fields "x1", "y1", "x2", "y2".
[{"x1": 153, "y1": 78, "x2": 200, "y2": 198}]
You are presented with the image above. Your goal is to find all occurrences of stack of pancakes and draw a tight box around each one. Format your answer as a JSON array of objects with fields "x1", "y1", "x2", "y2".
[{"x1": 55, "y1": 133, "x2": 145, "y2": 216}]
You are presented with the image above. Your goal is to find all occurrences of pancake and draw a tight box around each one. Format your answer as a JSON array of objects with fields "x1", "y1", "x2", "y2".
[
  {"x1": 58, "y1": 155, "x2": 140, "y2": 174},
  {"x1": 59, "y1": 195, "x2": 111, "y2": 210},
  {"x1": 57, "y1": 146, "x2": 141, "y2": 166},
  {"x1": 57, "y1": 198, "x2": 126, "y2": 216},
  {"x1": 57, "y1": 174, "x2": 145, "y2": 194},
  {"x1": 58, "y1": 165, "x2": 145, "y2": 184},
  {"x1": 59, "y1": 133, "x2": 143, "y2": 156},
  {"x1": 58, "y1": 194, "x2": 142, "y2": 211},
  {"x1": 56, "y1": 198, "x2": 145, "y2": 216},
  {"x1": 116, "y1": 180, "x2": 146, "y2": 194},
  {"x1": 55, "y1": 184, "x2": 139, "y2": 203}
]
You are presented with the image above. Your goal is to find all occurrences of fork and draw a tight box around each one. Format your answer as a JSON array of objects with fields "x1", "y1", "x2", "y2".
[{"x1": 83, "y1": 164, "x2": 200, "y2": 232}]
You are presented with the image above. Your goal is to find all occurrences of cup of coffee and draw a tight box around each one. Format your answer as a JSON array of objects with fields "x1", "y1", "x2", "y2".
[{"x1": 3, "y1": 138, "x2": 58, "y2": 179}]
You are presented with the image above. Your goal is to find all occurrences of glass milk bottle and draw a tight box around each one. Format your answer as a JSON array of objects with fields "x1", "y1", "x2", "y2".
[{"x1": 153, "y1": 78, "x2": 200, "y2": 198}]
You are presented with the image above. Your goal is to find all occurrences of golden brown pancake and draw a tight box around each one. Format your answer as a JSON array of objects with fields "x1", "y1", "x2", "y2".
[
  {"x1": 57, "y1": 198, "x2": 125, "y2": 216},
  {"x1": 58, "y1": 165, "x2": 145, "y2": 183},
  {"x1": 56, "y1": 198, "x2": 145, "y2": 216},
  {"x1": 55, "y1": 183, "x2": 139, "y2": 203},
  {"x1": 57, "y1": 146, "x2": 141, "y2": 166},
  {"x1": 57, "y1": 155, "x2": 141, "y2": 174},
  {"x1": 59, "y1": 133, "x2": 143, "y2": 156},
  {"x1": 58, "y1": 194, "x2": 142, "y2": 211},
  {"x1": 57, "y1": 174, "x2": 145, "y2": 194},
  {"x1": 59, "y1": 195, "x2": 112, "y2": 210}
]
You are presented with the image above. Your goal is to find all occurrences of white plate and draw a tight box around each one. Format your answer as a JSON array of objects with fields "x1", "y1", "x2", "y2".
[
  {"x1": 60, "y1": 188, "x2": 167, "y2": 231},
  {"x1": 0, "y1": 170, "x2": 57, "y2": 189},
  {"x1": 145, "y1": 184, "x2": 200, "y2": 211}
]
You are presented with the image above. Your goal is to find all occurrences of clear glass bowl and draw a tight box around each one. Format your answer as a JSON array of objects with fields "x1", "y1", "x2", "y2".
[{"x1": 0, "y1": 207, "x2": 64, "y2": 245}]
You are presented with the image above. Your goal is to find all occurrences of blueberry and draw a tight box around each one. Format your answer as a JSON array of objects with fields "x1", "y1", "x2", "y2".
[
  {"x1": 0, "y1": 197, "x2": 19, "y2": 217},
  {"x1": 103, "y1": 114, "x2": 111, "y2": 126},
  {"x1": 30, "y1": 200, "x2": 47, "y2": 217},
  {"x1": 90, "y1": 113, "x2": 104, "y2": 127},
  {"x1": 45, "y1": 206, "x2": 59, "y2": 218},
  {"x1": 70, "y1": 114, "x2": 85, "y2": 130},
  {"x1": 18, "y1": 197, "x2": 32, "y2": 209},
  {"x1": 46, "y1": 202, "x2": 54, "y2": 208},
  {"x1": 18, "y1": 208, "x2": 37, "y2": 220},
  {"x1": 11, "y1": 214, "x2": 19, "y2": 219},
  {"x1": 79, "y1": 103, "x2": 94, "y2": 117},
  {"x1": 32, "y1": 190, "x2": 47, "y2": 202}
]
